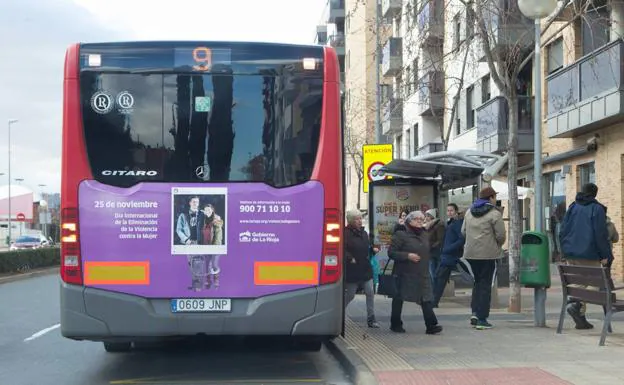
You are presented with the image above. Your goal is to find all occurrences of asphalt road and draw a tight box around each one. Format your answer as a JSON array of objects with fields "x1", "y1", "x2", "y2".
[{"x1": 0, "y1": 275, "x2": 352, "y2": 385}]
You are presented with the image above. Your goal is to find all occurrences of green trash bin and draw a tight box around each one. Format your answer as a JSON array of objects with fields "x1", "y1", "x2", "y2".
[{"x1": 520, "y1": 231, "x2": 551, "y2": 288}]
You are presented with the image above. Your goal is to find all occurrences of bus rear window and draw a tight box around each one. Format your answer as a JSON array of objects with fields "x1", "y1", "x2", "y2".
[{"x1": 79, "y1": 71, "x2": 323, "y2": 188}]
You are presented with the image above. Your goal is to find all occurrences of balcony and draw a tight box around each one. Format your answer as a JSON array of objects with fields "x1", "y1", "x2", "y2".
[
  {"x1": 476, "y1": 0, "x2": 533, "y2": 62},
  {"x1": 546, "y1": 40, "x2": 624, "y2": 138},
  {"x1": 418, "y1": 142, "x2": 444, "y2": 155},
  {"x1": 328, "y1": 33, "x2": 345, "y2": 56},
  {"x1": 315, "y1": 25, "x2": 327, "y2": 45},
  {"x1": 328, "y1": 0, "x2": 345, "y2": 23},
  {"x1": 476, "y1": 96, "x2": 534, "y2": 154},
  {"x1": 381, "y1": 0, "x2": 401, "y2": 18},
  {"x1": 418, "y1": 0, "x2": 444, "y2": 47},
  {"x1": 419, "y1": 71, "x2": 444, "y2": 117},
  {"x1": 382, "y1": 97, "x2": 403, "y2": 136},
  {"x1": 382, "y1": 38, "x2": 402, "y2": 77}
]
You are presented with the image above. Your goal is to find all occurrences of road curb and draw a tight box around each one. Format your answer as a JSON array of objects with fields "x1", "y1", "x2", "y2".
[
  {"x1": 325, "y1": 337, "x2": 378, "y2": 385},
  {"x1": 0, "y1": 266, "x2": 59, "y2": 285}
]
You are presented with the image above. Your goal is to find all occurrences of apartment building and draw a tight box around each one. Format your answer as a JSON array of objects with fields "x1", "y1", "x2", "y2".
[
  {"x1": 376, "y1": 0, "x2": 624, "y2": 278},
  {"x1": 317, "y1": 0, "x2": 392, "y2": 212},
  {"x1": 540, "y1": 1, "x2": 624, "y2": 278}
]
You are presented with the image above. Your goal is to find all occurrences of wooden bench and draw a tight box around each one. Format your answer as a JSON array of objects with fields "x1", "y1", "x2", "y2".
[{"x1": 557, "y1": 263, "x2": 624, "y2": 346}]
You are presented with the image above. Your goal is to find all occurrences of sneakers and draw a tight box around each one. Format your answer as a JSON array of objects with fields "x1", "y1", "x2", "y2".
[
  {"x1": 470, "y1": 315, "x2": 478, "y2": 326},
  {"x1": 368, "y1": 320, "x2": 381, "y2": 328},
  {"x1": 475, "y1": 320, "x2": 493, "y2": 330},
  {"x1": 426, "y1": 325, "x2": 443, "y2": 335}
]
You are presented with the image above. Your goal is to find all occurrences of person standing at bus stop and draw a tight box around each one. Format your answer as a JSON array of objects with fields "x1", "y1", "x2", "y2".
[
  {"x1": 387, "y1": 211, "x2": 442, "y2": 335},
  {"x1": 344, "y1": 209, "x2": 380, "y2": 328},
  {"x1": 461, "y1": 187, "x2": 506, "y2": 330}
]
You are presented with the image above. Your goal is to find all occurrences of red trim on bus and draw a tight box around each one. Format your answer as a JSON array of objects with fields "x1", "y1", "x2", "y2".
[
  {"x1": 315, "y1": 47, "x2": 343, "y2": 285},
  {"x1": 60, "y1": 44, "x2": 91, "y2": 285}
]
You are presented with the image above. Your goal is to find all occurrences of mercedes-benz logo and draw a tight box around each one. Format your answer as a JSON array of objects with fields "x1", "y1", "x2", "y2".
[{"x1": 195, "y1": 165, "x2": 205, "y2": 178}]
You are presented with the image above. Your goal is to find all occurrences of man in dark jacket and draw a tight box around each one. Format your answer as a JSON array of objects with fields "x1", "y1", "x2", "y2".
[
  {"x1": 432, "y1": 203, "x2": 465, "y2": 307},
  {"x1": 344, "y1": 209, "x2": 380, "y2": 328},
  {"x1": 559, "y1": 183, "x2": 613, "y2": 329}
]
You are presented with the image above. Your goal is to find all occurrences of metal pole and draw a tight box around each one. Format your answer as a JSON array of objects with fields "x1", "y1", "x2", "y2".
[
  {"x1": 533, "y1": 19, "x2": 547, "y2": 328},
  {"x1": 375, "y1": 0, "x2": 382, "y2": 144},
  {"x1": 7, "y1": 119, "x2": 16, "y2": 247}
]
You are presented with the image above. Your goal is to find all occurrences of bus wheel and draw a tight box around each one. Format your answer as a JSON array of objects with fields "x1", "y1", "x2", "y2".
[
  {"x1": 103, "y1": 342, "x2": 132, "y2": 353},
  {"x1": 293, "y1": 338, "x2": 323, "y2": 352}
]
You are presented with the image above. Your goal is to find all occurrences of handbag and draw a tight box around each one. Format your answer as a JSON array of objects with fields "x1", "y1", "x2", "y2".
[{"x1": 377, "y1": 258, "x2": 400, "y2": 298}]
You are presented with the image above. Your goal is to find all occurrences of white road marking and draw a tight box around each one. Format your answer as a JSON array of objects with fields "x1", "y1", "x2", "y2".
[{"x1": 24, "y1": 324, "x2": 60, "y2": 342}]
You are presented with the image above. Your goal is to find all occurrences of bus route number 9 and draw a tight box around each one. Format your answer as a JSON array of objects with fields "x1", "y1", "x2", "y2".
[{"x1": 192, "y1": 47, "x2": 212, "y2": 72}]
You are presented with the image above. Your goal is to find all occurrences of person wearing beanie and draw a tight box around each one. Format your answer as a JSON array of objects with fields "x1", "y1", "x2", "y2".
[
  {"x1": 344, "y1": 209, "x2": 380, "y2": 328},
  {"x1": 424, "y1": 208, "x2": 445, "y2": 287}
]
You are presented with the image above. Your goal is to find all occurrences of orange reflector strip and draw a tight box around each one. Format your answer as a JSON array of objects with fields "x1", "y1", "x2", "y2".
[
  {"x1": 84, "y1": 261, "x2": 150, "y2": 285},
  {"x1": 254, "y1": 262, "x2": 319, "y2": 285}
]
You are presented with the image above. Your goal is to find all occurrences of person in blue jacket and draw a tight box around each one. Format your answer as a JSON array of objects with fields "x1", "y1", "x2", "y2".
[
  {"x1": 432, "y1": 203, "x2": 465, "y2": 307},
  {"x1": 559, "y1": 183, "x2": 613, "y2": 330}
]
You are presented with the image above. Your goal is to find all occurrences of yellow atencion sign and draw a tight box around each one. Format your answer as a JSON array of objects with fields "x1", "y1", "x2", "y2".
[{"x1": 362, "y1": 144, "x2": 393, "y2": 193}]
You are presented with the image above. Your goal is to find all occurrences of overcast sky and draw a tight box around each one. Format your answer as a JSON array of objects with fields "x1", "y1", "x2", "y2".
[{"x1": 0, "y1": 0, "x2": 328, "y2": 195}]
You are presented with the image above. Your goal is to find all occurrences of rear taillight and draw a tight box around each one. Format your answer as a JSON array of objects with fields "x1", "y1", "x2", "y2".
[
  {"x1": 320, "y1": 208, "x2": 342, "y2": 285},
  {"x1": 61, "y1": 207, "x2": 83, "y2": 285}
]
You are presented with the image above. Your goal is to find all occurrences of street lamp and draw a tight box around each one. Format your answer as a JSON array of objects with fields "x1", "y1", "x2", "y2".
[
  {"x1": 518, "y1": 0, "x2": 558, "y2": 328},
  {"x1": 38, "y1": 184, "x2": 47, "y2": 237},
  {"x1": 7, "y1": 119, "x2": 17, "y2": 247}
]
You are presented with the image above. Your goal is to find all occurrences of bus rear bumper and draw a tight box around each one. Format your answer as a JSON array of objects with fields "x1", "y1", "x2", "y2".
[{"x1": 60, "y1": 281, "x2": 342, "y2": 343}]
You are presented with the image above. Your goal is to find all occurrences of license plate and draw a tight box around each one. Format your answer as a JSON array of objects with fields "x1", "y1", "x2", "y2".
[{"x1": 170, "y1": 298, "x2": 231, "y2": 313}]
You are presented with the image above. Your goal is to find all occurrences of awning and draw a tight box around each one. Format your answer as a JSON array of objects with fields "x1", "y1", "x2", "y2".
[
  {"x1": 491, "y1": 180, "x2": 534, "y2": 200},
  {"x1": 380, "y1": 158, "x2": 484, "y2": 186},
  {"x1": 380, "y1": 150, "x2": 532, "y2": 198}
]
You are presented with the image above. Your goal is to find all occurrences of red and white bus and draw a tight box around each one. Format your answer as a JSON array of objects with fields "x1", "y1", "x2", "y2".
[{"x1": 60, "y1": 41, "x2": 343, "y2": 352}]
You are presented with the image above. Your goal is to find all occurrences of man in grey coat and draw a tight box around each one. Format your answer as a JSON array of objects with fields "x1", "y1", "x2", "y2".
[{"x1": 461, "y1": 186, "x2": 506, "y2": 330}]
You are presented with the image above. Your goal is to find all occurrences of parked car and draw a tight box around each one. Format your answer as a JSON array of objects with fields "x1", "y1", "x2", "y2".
[{"x1": 9, "y1": 234, "x2": 51, "y2": 250}]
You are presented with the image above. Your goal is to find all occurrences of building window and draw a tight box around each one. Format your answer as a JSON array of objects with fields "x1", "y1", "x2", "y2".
[
  {"x1": 465, "y1": 6, "x2": 474, "y2": 39},
  {"x1": 578, "y1": 162, "x2": 596, "y2": 188},
  {"x1": 467, "y1": 85, "x2": 475, "y2": 129},
  {"x1": 412, "y1": 58, "x2": 418, "y2": 90},
  {"x1": 547, "y1": 37, "x2": 563, "y2": 74},
  {"x1": 545, "y1": 171, "x2": 567, "y2": 261},
  {"x1": 455, "y1": 118, "x2": 461, "y2": 135},
  {"x1": 406, "y1": 129, "x2": 411, "y2": 158},
  {"x1": 413, "y1": 123, "x2": 419, "y2": 155},
  {"x1": 481, "y1": 75, "x2": 491, "y2": 102},
  {"x1": 582, "y1": 1, "x2": 610, "y2": 55},
  {"x1": 453, "y1": 14, "x2": 461, "y2": 50},
  {"x1": 406, "y1": 65, "x2": 412, "y2": 96},
  {"x1": 346, "y1": 165, "x2": 351, "y2": 186},
  {"x1": 395, "y1": 73, "x2": 403, "y2": 99}
]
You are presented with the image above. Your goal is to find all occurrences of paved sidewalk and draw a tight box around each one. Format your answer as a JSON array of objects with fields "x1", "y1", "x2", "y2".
[{"x1": 340, "y1": 271, "x2": 624, "y2": 385}]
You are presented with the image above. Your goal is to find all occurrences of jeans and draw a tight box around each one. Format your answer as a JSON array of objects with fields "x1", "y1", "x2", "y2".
[
  {"x1": 345, "y1": 279, "x2": 376, "y2": 322},
  {"x1": 429, "y1": 251, "x2": 441, "y2": 286},
  {"x1": 468, "y1": 259, "x2": 496, "y2": 320},
  {"x1": 391, "y1": 297, "x2": 438, "y2": 329},
  {"x1": 433, "y1": 264, "x2": 454, "y2": 307}
]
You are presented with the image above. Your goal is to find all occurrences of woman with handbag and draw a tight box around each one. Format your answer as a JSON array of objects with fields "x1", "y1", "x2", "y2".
[{"x1": 387, "y1": 211, "x2": 443, "y2": 334}]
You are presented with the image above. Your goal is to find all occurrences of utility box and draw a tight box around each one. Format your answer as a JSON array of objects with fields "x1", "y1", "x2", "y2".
[{"x1": 520, "y1": 231, "x2": 551, "y2": 288}]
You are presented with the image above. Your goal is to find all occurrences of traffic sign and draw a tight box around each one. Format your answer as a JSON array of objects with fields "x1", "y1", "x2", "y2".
[
  {"x1": 16, "y1": 213, "x2": 25, "y2": 221},
  {"x1": 362, "y1": 144, "x2": 393, "y2": 193}
]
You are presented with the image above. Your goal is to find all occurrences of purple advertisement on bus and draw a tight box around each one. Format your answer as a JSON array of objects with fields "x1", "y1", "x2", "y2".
[{"x1": 77, "y1": 180, "x2": 324, "y2": 299}]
